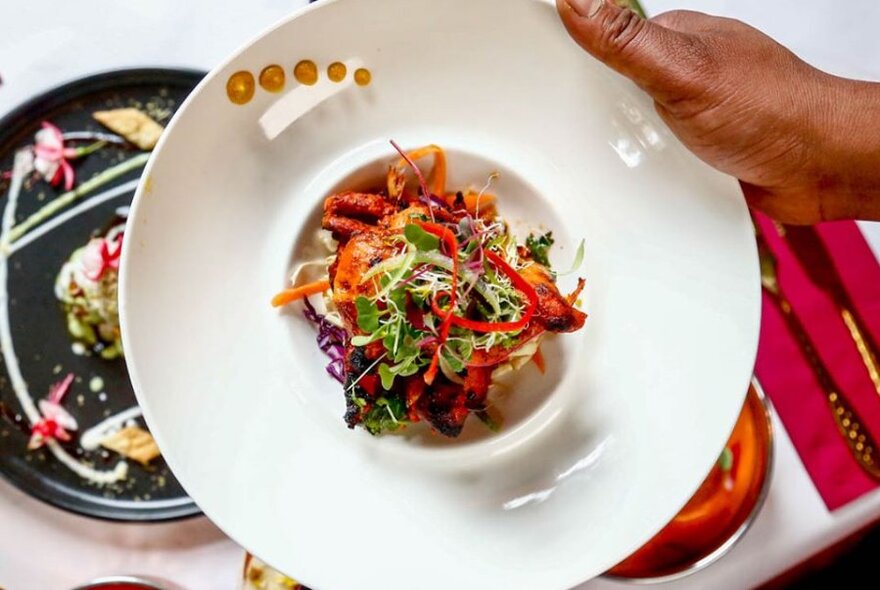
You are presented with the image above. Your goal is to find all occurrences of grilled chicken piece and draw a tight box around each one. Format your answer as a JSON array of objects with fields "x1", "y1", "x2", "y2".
[
  {"x1": 416, "y1": 380, "x2": 470, "y2": 437},
  {"x1": 325, "y1": 200, "x2": 441, "y2": 332},
  {"x1": 327, "y1": 230, "x2": 395, "y2": 331},
  {"x1": 322, "y1": 189, "x2": 587, "y2": 438},
  {"x1": 519, "y1": 263, "x2": 587, "y2": 333},
  {"x1": 323, "y1": 191, "x2": 398, "y2": 241}
]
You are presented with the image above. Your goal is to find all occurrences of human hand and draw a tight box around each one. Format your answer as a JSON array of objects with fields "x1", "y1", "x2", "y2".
[{"x1": 557, "y1": 0, "x2": 880, "y2": 224}]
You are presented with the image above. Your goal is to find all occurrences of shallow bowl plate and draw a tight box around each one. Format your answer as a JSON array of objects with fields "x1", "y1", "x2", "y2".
[{"x1": 120, "y1": 0, "x2": 760, "y2": 587}]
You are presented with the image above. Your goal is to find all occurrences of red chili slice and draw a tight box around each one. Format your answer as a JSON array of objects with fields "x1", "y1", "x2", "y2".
[
  {"x1": 449, "y1": 250, "x2": 538, "y2": 333},
  {"x1": 415, "y1": 221, "x2": 458, "y2": 385}
]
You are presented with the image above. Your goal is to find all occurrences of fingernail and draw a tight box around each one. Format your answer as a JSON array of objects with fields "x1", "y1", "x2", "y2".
[{"x1": 588, "y1": 0, "x2": 604, "y2": 17}]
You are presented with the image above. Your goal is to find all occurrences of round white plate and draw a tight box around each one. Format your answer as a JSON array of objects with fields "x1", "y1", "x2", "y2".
[{"x1": 120, "y1": 0, "x2": 761, "y2": 588}]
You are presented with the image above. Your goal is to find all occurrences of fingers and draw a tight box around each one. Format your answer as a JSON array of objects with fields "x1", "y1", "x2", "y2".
[{"x1": 557, "y1": 0, "x2": 712, "y2": 103}]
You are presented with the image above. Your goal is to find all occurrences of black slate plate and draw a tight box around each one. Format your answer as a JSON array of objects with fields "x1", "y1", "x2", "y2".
[{"x1": 0, "y1": 69, "x2": 204, "y2": 521}]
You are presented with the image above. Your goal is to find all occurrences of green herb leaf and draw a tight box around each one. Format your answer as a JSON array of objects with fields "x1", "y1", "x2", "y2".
[
  {"x1": 718, "y1": 447, "x2": 734, "y2": 472},
  {"x1": 389, "y1": 286, "x2": 407, "y2": 312},
  {"x1": 442, "y1": 348, "x2": 465, "y2": 373},
  {"x1": 351, "y1": 333, "x2": 382, "y2": 347},
  {"x1": 557, "y1": 239, "x2": 586, "y2": 277},
  {"x1": 378, "y1": 363, "x2": 396, "y2": 390},
  {"x1": 525, "y1": 231, "x2": 554, "y2": 266},
  {"x1": 396, "y1": 360, "x2": 421, "y2": 377},
  {"x1": 383, "y1": 330, "x2": 398, "y2": 356},
  {"x1": 355, "y1": 296, "x2": 380, "y2": 333},
  {"x1": 394, "y1": 337, "x2": 419, "y2": 364},
  {"x1": 404, "y1": 223, "x2": 440, "y2": 251},
  {"x1": 350, "y1": 392, "x2": 367, "y2": 409},
  {"x1": 361, "y1": 394, "x2": 409, "y2": 435},
  {"x1": 374, "y1": 251, "x2": 416, "y2": 301}
]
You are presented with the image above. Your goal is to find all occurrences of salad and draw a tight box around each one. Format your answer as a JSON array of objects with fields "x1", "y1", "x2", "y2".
[
  {"x1": 55, "y1": 221, "x2": 125, "y2": 359},
  {"x1": 273, "y1": 143, "x2": 587, "y2": 437}
]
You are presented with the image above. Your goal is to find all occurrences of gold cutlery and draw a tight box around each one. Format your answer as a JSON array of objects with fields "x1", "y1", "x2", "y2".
[
  {"x1": 757, "y1": 227, "x2": 880, "y2": 479},
  {"x1": 783, "y1": 224, "x2": 880, "y2": 400}
]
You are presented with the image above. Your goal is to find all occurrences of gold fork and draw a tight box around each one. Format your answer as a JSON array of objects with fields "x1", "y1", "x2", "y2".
[
  {"x1": 757, "y1": 227, "x2": 880, "y2": 479},
  {"x1": 781, "y1": 223, "x2": 880, "y2": 400}
]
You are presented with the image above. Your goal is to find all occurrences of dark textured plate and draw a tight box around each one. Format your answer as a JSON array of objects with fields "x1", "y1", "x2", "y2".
[{"x1": 0, "y1": 69, "x2": 204, "y2": 521}]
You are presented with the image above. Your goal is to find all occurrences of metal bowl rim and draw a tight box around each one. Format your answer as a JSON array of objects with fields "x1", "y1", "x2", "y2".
[{"x1": 603, "y1": 377, "x2": 775, "y2": 584}]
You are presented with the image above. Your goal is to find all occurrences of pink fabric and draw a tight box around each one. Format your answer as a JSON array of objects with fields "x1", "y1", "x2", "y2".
[{"x1": 754, "y1": 214, "x2": 880, "y2": 510}]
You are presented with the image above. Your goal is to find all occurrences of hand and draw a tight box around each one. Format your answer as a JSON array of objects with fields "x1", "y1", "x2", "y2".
[{"x1": 557, "y1": 0, "x2": 880, "y2": 224}]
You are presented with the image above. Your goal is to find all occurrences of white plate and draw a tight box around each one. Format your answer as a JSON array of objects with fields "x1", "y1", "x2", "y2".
[{"x1": 119, "y1": 0, "x2": 761, "y2": 588}]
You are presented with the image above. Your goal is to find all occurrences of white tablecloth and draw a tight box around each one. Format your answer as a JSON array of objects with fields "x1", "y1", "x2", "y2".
[{"x1": 1, "y1": 1, "x2": 879, "y2": 588}]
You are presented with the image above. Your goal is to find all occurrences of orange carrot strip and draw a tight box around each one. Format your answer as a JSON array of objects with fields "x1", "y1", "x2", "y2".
[
  {"x1": 394, "y1": 144, "x2": 447, "y2": 196},
  {"x1": 532, "y1": 347, "x2": 546, "y2": 374},
  {"x1": 271, "y1": 279, "x2": 331, "y2": 308},
  {"x1": 445, "y1": 191, "x2": 497, "y2": 216}
]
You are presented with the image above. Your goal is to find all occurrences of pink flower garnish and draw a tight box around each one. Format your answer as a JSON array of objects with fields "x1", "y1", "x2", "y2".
[
  {"x1": 32, "y1": 121, "x2": 77, "y2": 191},
  {"x1": 28, "y1": 373, "x2": 78, "y2": 450},
  {"x1": 82, "y1": 234, "x2": 124, "y2": 281}
]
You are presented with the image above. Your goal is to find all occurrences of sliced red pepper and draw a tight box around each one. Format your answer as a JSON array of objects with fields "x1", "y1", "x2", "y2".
[
  {"x1": 430, "y1": 289, "x2": 453, "y2": 317},
  {"x1": 415, "y1": 221, "x2": 458, "y2": 385},
  {"x1": 450, "y1": 250, "x2": 538, "y2": 333},
  {"x1": 358, "y1": 373, "x2": 380, "y2": 398}
]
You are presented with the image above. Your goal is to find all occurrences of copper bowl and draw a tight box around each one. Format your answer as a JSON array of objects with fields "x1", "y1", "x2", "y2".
[{"x1": 605, "y1": 378, "x2": 774, "y2": 583}]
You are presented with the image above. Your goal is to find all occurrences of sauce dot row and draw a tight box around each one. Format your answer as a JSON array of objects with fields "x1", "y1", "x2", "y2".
[{"x1": 226, "y1": 60, "x2": 372, "y2": 105}]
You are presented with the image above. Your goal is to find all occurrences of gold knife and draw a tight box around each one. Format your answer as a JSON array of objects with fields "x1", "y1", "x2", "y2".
[
  {"x1": 758, "y1": 227, "x2": 880, "y2": 479},
  {"x1": 782, "y1": 224, "x2": 880, "y2": 400}
]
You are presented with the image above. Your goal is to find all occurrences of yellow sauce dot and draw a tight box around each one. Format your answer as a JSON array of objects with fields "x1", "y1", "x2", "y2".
[
  {"x1": 327, "y1": 62, "x2": 347, "y2": 83},
  {"x1": 226, "y1": 71, "x2": 255, "y2": 105},
  {"x1": 259, "y1": 64, "x2": 286, "y2": 92},
  {"x1": 294, "y1": 60, "x2": 319, "y2": 86},
  {"x1": 354, "y1": 68, "x2": 372, "y2": 87}
]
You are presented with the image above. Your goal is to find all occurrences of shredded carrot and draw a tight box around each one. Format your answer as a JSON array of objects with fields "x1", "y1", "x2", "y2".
[
  {"x1": 388, "y1": 144, "x2": 447, "y2": 197},
  {"x1": 532, "y1": 347, "x2": 546, "y2": 374},
  {"x1": 445, "y1": 190, "x2": 497, "y2": 217},
  {"x1": 271, "y1": 279, "x2": 331, "y2": 308}
]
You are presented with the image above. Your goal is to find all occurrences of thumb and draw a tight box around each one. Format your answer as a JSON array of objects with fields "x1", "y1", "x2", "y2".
[{"x1": 557, "y1": 0, "x2": 707, "y2": 103}]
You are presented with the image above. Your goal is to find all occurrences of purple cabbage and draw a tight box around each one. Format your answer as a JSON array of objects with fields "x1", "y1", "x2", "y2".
[{"x1": 303, "y1": 297, "x2": 347, "y2": 383}]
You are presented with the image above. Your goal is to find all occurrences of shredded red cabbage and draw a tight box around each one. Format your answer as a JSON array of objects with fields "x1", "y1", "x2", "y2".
[{"x1": 303, "y1": 297, "x2": 347, "y2": 383}]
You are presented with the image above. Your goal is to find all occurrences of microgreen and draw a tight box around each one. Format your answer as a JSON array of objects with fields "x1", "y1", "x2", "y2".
[
  {"x1": 557, "y1": 239, "x2": 586, "y2": 277},
  {"x1": 350, "y1": 333, "x2": 381, "y2": 346},
  {"x1": 355, "y1": 296, "x2": 380, "y2": 332},
  {"x1": 350, "y1": 204, "x2": 577, "y2": 402},
  {"x1": 361, "y1": 395, "x2": 408, "y2": 435},
  {"x1": 404, "y1": 223, "x2": 440, "y2": 251},
  {"x1": 378, "y1": 363, "x2": 396, "y2": 390},
  {"x1": 526, "y1": 231, "x2": 554, "y2": 266}
]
